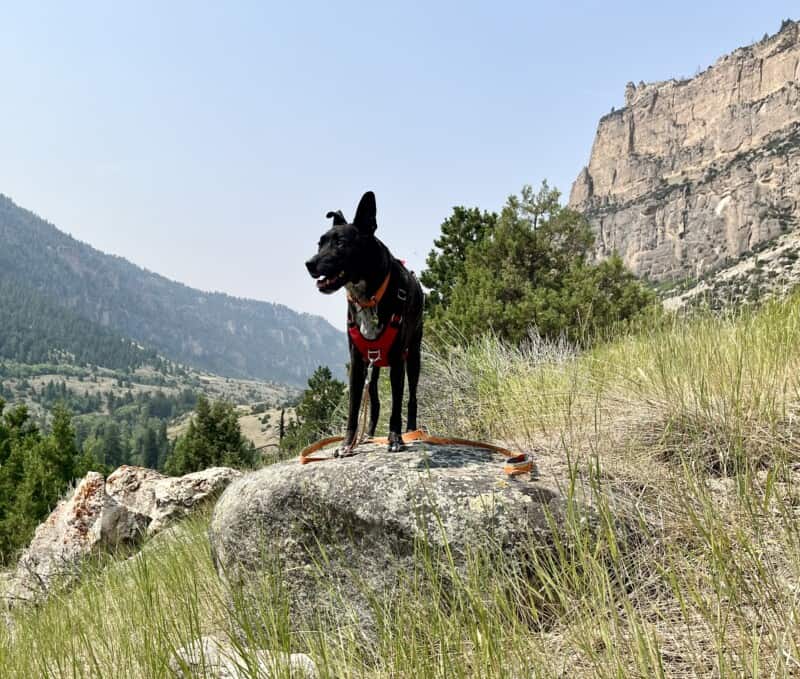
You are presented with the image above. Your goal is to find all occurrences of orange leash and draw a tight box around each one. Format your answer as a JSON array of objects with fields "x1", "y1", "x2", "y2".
[{"x1": 298, "y1": 429, "x2": 534, "y2": 477}]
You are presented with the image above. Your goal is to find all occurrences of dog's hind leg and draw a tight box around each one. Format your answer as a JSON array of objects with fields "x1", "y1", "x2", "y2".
[
  {"x1": 406, "y1": 346, "x2": 421, "y2": 432},
  {"x1": 388, "y1": 362, "x2": 406, "y2": 452},
  {"x1": 367, "y1": 366, "x2": 381, "y2": 437}
]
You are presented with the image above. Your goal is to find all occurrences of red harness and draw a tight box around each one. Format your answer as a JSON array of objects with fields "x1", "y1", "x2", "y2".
[
  {"x1": 348, "y1": 313, "x2": 404, "y2": 367},
  {"x1": 347, "y1": 268, "x2": 409, "y2": 367}
]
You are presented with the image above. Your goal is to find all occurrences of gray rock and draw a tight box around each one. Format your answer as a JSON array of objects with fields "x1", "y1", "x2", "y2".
[
  {"x1": 5, "y1": 473, "x2": 149, "y2": 605},
  {"x1": 6, "y1": 466, "x2": 240, "y2": 606},
  {"x1": 169, "y1": 635, "x2": 317, "y2": 678},
  {"x1": 209, "y1": 441, "x2": 570, "y2": 637},
  {"x1": 569, "y1": 19, "x2": 800, "y2": 283},
  {"x1": 106, "y1": 465, "x2": 242, "y2": 535}
]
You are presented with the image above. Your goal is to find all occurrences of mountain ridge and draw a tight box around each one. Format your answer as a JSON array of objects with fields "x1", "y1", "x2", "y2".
[{"x1": 0, "y1": 193, "x2": 346, "y2": 385}]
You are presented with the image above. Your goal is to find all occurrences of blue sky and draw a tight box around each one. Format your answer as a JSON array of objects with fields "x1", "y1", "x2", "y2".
[{"x1": 0, "y1": 2, "x2": 796, "y2": 325}]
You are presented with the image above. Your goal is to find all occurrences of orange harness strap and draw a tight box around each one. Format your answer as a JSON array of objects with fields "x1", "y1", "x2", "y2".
[
  {"x1": 347, "y1": 271, "x2": 392, "y2": 309},
  {"x1": 298, "y1": 429, "x2": 534, "y2": 477}
]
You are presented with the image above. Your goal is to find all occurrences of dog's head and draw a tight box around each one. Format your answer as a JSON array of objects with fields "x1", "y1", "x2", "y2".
[{"x1": 305, "y1": 191, "x2": 378, "y2": 294}]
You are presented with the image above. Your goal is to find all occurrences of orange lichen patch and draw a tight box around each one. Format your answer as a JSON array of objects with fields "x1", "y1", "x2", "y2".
[{"x1": 64, "y1": 474, "x2": 106, "y2": 544}]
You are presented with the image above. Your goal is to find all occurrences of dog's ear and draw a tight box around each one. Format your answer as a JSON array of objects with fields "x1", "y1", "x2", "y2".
[
  {"x1": 353, "y1": 191, "x2": 377, "y2": 235},
  {"x1": 325, "y1": 210, "x2": 347, "y2": 226}
]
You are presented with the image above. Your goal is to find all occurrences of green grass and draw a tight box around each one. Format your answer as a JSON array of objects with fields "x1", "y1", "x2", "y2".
[{"x1": 3, "y1": 295, "x2": 800, "y2": 677}]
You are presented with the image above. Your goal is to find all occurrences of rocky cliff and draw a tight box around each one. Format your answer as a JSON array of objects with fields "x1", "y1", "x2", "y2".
[{"x1": 569, "y1": 19, "x2": 800, "y2": 281}]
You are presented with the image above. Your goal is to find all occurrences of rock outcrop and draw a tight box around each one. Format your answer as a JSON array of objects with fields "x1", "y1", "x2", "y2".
[
  {"x1": 6, "y1": 466, "x2": 239, "y2": 605},
  {"x1": 663, "y1": 229, "x2": 800, "y2": 310},
  {"x1": 6, "y1": 473, "x2": 147, "y2": 606},
  {"x1": 569, "y1": 19, "x2": 800, "y2": 282},
  {"x1": 209, "y1": 441, "x2": 581, "y2": 638},
  {"x1": 106, "y1": 465, "x2": 240, "y2": 536}
]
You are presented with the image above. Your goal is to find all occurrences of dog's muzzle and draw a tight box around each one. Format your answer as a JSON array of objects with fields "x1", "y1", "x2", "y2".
[{"x1": 306, "y1": 258, "x2": 346, "y2": 293}]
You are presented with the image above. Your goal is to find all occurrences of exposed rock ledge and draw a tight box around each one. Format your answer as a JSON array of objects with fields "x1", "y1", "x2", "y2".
[{"x1": 5, "y1": 465, "x2": 240, "y2": 606}]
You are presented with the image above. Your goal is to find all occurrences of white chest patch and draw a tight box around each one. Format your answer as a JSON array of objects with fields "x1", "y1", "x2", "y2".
[{"x1": 346, "y1": 281, "x2": 384, "y2": 339}]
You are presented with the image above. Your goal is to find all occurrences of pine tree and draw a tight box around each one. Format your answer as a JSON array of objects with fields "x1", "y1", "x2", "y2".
[
  {"x1": 164, "y1": 395, "x2": 255, "y2": 475},
  {"x1": 279, "y1": 367, "x2": 345, "y2": 453},
  {"x1": 431, "y1": 182, "x2": 654, "y2": 344},
  {"x1": 421, "y1": 206, "x2": 497, "y2": 310},
  {"x1": 0, "y1": 401, "x2": 102, "y2": 563}
]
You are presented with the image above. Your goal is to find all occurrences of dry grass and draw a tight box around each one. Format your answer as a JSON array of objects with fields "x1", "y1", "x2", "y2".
[
  {"x1": 419, "y1": 293, "x2": 800, "y2": 676},
  {"x1": 3, "y1": 295, "x2": 800, "y2": 677}
]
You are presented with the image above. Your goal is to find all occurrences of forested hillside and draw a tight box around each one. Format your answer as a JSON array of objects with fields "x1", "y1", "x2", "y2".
[
  {"x1": 0, "y1": 195, "x2": 345, "y2": 384},
  {"x1": 0, "y1": 277, "x2": 159, "y2": 369}
]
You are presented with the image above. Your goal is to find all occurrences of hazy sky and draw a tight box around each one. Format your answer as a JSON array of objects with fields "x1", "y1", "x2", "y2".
[{"x1": 1, "y1": 2, "x2": 795, "y2": 325}]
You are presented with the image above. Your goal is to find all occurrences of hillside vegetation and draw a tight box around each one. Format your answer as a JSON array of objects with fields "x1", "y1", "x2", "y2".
[
  {"x1": 0, "y1": 276, "x2": 159, "y2": 370},
  {"x1": 0, "y1": 359, "x2": 295, "y2": 564},
  {"x1": 3, "y1": 294, "x2": 799, "y2": 677},
  {"x1": 0, "y1": 194, "x2": 345, "y2": 384}
]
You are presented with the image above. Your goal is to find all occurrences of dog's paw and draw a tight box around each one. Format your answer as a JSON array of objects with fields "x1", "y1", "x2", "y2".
[
  {"x1": 335, "y1": 439, "x2": 356, "y2": 458},
  {"x1": 387, "y1": 432, "x2": 404, "y2": 452}
]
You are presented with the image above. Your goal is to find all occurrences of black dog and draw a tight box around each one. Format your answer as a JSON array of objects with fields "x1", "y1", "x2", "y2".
[{"x1": 305, "y1": 191, "x2": 424, "y2": 453}]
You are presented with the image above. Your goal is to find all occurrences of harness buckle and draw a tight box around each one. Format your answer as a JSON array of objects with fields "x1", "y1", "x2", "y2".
[
  {"x1": 397, "y1": 288, "x2": 408, "y2": 301},
  {"x1": 367, "y1": 349, "x2": 381, "y2": 364}
]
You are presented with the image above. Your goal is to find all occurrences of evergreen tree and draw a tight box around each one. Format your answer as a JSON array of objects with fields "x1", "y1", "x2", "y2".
[
  {"x1": 99, "y1": 422, "x2": 126, "y2": 468},
  {"x1": 421, "y1": 206, "x2": 497, "y2": 310},
  {"x1": 164, "y1": 395, "x2": 255, "y2": 475},
  {"x1": 430, "y1": 182, "x2": 654, "y2": 344},
  {"x1": 50, "y1": 404, "x2": 80, "y2": 482},
  {"x1": 280, "y1": 367, "x2": 345, "y2": 453},
  {"x1": 0, "y1": 401, "x2": 103, "y2": 563}
]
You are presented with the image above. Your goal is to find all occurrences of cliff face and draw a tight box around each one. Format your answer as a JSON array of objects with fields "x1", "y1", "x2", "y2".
[{"x1": 569, "y1": 20, "x2": 800, "y2": 281}]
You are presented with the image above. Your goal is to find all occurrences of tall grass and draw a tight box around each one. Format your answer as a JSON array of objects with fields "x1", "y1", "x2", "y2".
[
  {"x1": 2, "y1": 295, "x2": 800, "y2": 677},
  {"x1": 419, "y1": 293, "x2": 800, "y2": 676}
]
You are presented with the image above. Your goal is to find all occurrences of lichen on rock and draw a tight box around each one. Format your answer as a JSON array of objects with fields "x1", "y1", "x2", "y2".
[{"x1": 5, "y1": 465, "x2": 240, "y2": 606}]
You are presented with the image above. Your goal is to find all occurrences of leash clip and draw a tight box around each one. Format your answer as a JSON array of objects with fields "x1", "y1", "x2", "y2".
[{"x1": 367, "y1": 349, "x2": 381, "y2": 365}]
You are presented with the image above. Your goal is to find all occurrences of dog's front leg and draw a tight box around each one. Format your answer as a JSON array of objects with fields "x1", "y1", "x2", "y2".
[
  {"x1": 388, "y1": 362, "x2": 406, "y2": 452},
  {"x1": 340, "y1": 356, "x2": 367, "y2": 456},
  {"x1": 367, "y1": 366, "x2": 381, "y2": 437}
]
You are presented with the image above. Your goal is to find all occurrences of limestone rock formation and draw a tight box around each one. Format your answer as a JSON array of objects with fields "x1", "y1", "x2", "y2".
[
  {"x1": 662, "y1": 229, "x2": 800, "y2": 310},
  {"x1": 209, "y1": 441, "x2": 580, "y2": 638},
  {"x1": 6, "y1": 466, "x2": 239, "y2": 605},
  {"x1": 106, "y1": 465, "x2": 241, "y2": 536},
  {"x1": 569, "y1": 19, "x2": 800, "y2": 282},
  {"x1": 5, "y1": 472, "x2": 147, "y2": 605}
]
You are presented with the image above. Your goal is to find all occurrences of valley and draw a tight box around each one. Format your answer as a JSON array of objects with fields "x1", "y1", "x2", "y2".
[{"x1": 0, "y1": 358, "x2": 297, "y2": 455}]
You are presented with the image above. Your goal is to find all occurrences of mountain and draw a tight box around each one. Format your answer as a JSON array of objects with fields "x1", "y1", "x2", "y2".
[
  {"x1": 0, "y1": 194, "x2": 346, "y2": 385},
  {"x1": 569, "y1": 19, "x2": 800, "y2": 283},
  {"x1": 0, "y1": 276, "x2": 159, "y2": 370}
]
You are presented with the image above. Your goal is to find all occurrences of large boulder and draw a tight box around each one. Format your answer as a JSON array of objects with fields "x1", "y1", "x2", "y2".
[
  {"x1": 209, "y1": 441, "x2": 573, "y2": 636},
  {"x1": 6, "y1": 466, "x2": 240, "y2": 606}
]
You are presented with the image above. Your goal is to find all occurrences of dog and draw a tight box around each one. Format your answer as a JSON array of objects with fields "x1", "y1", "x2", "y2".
[{"x1": 305, "y1": 191, "x2": 424, "y2": 453}]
